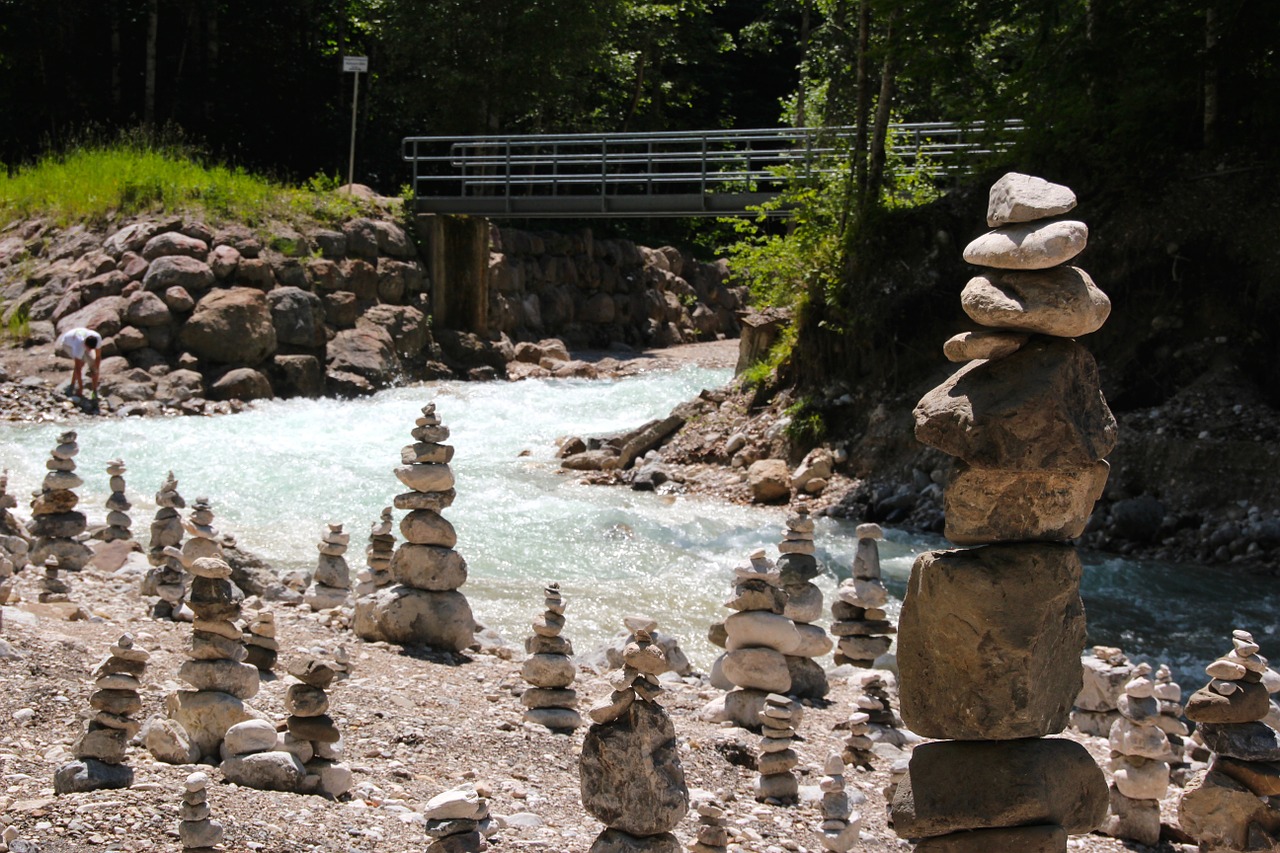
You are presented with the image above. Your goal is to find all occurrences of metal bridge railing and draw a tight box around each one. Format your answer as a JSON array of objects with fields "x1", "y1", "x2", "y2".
[{"x1": 401, "y1": 121, "x2": 1023, "y2": 218}]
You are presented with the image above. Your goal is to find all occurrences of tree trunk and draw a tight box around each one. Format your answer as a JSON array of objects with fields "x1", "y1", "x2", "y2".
[
  {"x1": 864, "y1": 8, "x2": 899, "y2": 214},
  {"x1": 1203, "y1": 3, "x2": 1220, "y2": 148},
  {"x1": 852, "y1": 0, "x2": 870, "y2": 194},
  {"x1": 144, "y1": 0, "x2": 158, "y2": 126}
]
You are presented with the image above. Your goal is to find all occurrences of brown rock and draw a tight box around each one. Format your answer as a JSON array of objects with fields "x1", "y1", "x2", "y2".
[
  {"x1": 943, "y1": 461, "x2": 1109, "y2": 545},
  {"x1": 400, "y1": 510, "x2": 458, "y2": 548},
  {"x1": 1185, "y1": 680, "x2": 1272, "y2": 724},
  {"x1": 1178, "y1": 769, "x2": 1280, "y2": 851},
  {"x1": 1099, "y1": 785, "x2": 1160, "y2": 847},
  {"x1": 961, "y1": 266, "x2": 1110, "y2": 338},
  {"x1": 364, "y1": 586, "x2": 475, "y2": 651},
  {"x1": 898, "y1": 544, "x2": 1085, "y2": 740},
  {"x1": 1213, "y1": 756, "x2": 1280, "y2": 797},
  {"x1": 390, "y1": 544, "x2": 467, "y2": 590},
  {"x1": 942, "y1": 329, "x2": 1029, "y2": 363},
  {"x1": 746, "y1": 459, "x2": 791, "y2": 503},
  {"x1": 914, "y1": 825, "x2": 1067, "y2": 852},
  {"x1": 179, "y1": 287, "x2": 276, "y2": 365},
  {"x1": 580, "y1": 699, "x2": 689, "y2": 836}
]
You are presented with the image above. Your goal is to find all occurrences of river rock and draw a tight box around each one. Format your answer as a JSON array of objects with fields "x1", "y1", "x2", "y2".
[
  {"x1": 962, "y1": 220, "x2": 1088, "y2": 270},
  {"x1": 986, "y1": 172, "x2": 1077, "y2": 226},
  {"x1": 170, "y1": 689, "x2": 256, "y2": 760},
  {"x1": 588, "y1": 828, "x2": 682, "y2": 853},
  {"x1": 723, "y1": 610, "x2": 802, "y2": 654},
  {"x1": 580, "y1": 700, "x2": 689, "y2": 836},
  {"x1": 400, "y1": 510, "x2": 458, "y2": 547},
  {"x1": 914, "y1": 824, "x2": 1067, "y2": 853},
  {"x1": 1213, "y1": 756, "x2": 1280, "y2": 796},
  {"x1": 179, "y1": 286, "x2": 276, "y2": 365},
  {"x1": 390, "y1": 545, "x2": 467, "y2": 590},
  {"x1": 722, "y1": 648, "x2": 790, "y2": 694},
  {"x1": 53, "y1": 758, "x2": 134, "y2": 794},
  {"x1": 1178, "y1": 768, "x2": 1280, "y2": 852},
  {"x1": 394, "y1": 463, "x2": 455, "y2": 493},
  {"x1": 221, "y1": 751, "x2": 307, "y2": 792},
  {"x1": 368, "y1": 586, "x2": 476, "y2": 652},
  {"x1": 942, "y1": 329, "x2": 1029, "y2": 363},
  {"x1": 944, "y1": 461, "x2": 1109, "y2": 544},
  {"x1": 747, "y1": 459, "x2": 791, "y2": 503},
  {"x1": 1185, "y1": 679, "x2": 1271, "y2": 723},
  {"x1": 961, "y1": 266, "x2": 1110, "y2": 338}
]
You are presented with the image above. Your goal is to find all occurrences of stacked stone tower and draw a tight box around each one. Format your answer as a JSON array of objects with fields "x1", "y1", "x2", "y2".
[
  {"x1": 355, "y1": 402, "x2": 476, "y2": 651},
  {"x1": 423, "y1": 786, "x2": 494, "y2": 852},
  {"x1": 890, "y1": 173, "x2": 1111, "y2": 849},
  {"x1": 819, "y1": 754, "x2": 862, "y2": 852},
  {"x1": 1072, "y1": 645, "x2": 1136, "y2": 736},
  {"x1": 242, "y1": 607, "x2": 278, "y2": 673},
  {"x1": 1101, "y1": 664, "x2": 1171, "y2": 846},
  {"x1": 179, "y1": 771, "x2": 224, "y2": 851},
  {"x1": 306, "y1": 522, "x2": 352, "y2": 611},
  {"x1": 1153, "y1": 664, "x2": 1190, "y2": 782},
  {"x1": 145, "y1": 471, "x2": 186, "y2": 619},
  {"x1": 355, "y1": 507, "x2": 395, "y2": 597},
  {"x1": 689, "y1": 798, "x2": 729, "y2": 853},
  {"x1": 830, "y1": 523, "x2": 894, "y2": 667},
  {"x1": 30, "y1": 430, "x2": 92, "y2": 601},
  {"x1": 1178, "y1": 630, "x2": 1279, "y2": 850},
  {"x1": 93, "y1": 459, "x2": 133, "y2": 543},
  {"x1": 777, "y1": 509, "x2": 831, "y2": 699},
  {"x1": 521, "y1": 582, "x2": 583, "y2": 730},
  {"x1": 582, "y1": 629, "x2": 689, "y2": 853},
  {"x1": 54, "y1": 634, "x2": 148, "y2": 793},
  {"x1": 755, "y1": 693, "x2": 801, "y2": 803},
  {"x1": 284, "y1": 656, "x2": 353, "y2": 798}
]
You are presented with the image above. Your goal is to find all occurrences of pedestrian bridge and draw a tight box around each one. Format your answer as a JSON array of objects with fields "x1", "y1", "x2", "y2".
[{"x1": 401, "y1": 121, "x2": 1022, "y2": 218}]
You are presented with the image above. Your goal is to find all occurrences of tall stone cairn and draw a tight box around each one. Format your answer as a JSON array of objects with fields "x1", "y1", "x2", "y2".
[
  {"x1": 30, "y1": 430, "x2": 92, "y2": 602},
  {"x1": 242, "y1": 606, "x2": 278, "y2": 673},
  {"x1": 355, "y1": 506, "x2": 395, "y2": 597},
  {"x1": 718, "y1": 550, "x2": 803, "y2": 730},
  {"x1": 830, "y1": 522, "x2": 894, "y2": 667},
  {"x1": 521, "y1": 582, "x2": 583, "y2": 730},
  {"x1": 1071, "y1": 645, "x2": 1135, "y2": 736},
  {"x1": 1153, "y1": 664, "x2": 1190, "y2": 782},
  {"x1": 1178, "y1": 630, "x2": 1280, "y2": 850},
  {"x1": 755, "y1": 692, "x2": 801, "y2": 803},
  {"x1": 1100, "y1": 663, "x2": 1171, "y2": 846},
  {"x1": 284, "y1": 656, "x2": 354, "y2": 798},
  {"x1": 179, "y1": 771, "x2": 224, "y2": 851},
  {"x1": 890, "y1": 173, "x2": 1112, "y2": 850},
  {"x1": 306, "y1": 522, "x2": 352, "y2": 611},
  {"x1": 54, "y1": 633, "x2": 148, "y2": 793},
  {"x1": 688, "y1": 798, "x2": 729, "y2": 853},
  {"x1": 355, "y1": 402, "x2": 476, "y2": 651},
  {"x1": 145, "y1": 471, "x2": 186, "y2": 619},
  {"x1": 778, "y1": 508, "x2": 832, "y2": 700},
  {"x1": 93, "y1": 458, "x2": 133, "y2": 543},
  {"x1": 582, "y1": 628, "x2": 690, "y2": 853},
  {"x1": 819, "y1": 754, "x2": 863, "y2": 852}
]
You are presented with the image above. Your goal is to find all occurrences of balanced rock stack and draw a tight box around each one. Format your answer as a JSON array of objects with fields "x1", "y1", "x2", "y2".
[
  {"x1": 219, "y1": 717, "x2": 303, "y2": 792},
  {"x1": 306, "y1": 522, "x2": 352, "y2": 611},
  {"x1": 145, "y1": 471, "x2": 187, "y2": 619},
  {"x1": 521, "y1": 582, "x2": 583, "y2": 730},
  {"x1": 30, "y1": 430, "x2": 92, "y2": 601},
  {"x1": 1, "y1": 468, "x2": 30, "y2": 576},
  {"x1": 891, "y1": 173, "x2": 1111, "y2": 849},
  {"x1": 355, "y1": 507, "x2": 396, "y2": 598},
  {"x1": 423, "y1": 786, "x2": 495, "y2": 852},
  {"x1": 600, "y1": 615, "x2": 694, "y2": 678},
  {"x1": 819, "y1": 754, "x2": 862, "y2": 852},
  {"x1": 1178, "y1": 630, "x2": 1280, "y2": 851},
  {"x1": 1101, "y1": 663, "x2": 1172, "y2": 846},
  {"x1": 857, "y1": 671, "x2": 911, "y2": 749},
  {"x1": 285, "y1": 656, "x2": 353, "y2": 798},
  {"x1": 777, "y1": 508, "x2": 831, "y2": 699},
  {"x1": 718, "y1": 549, "x2": 802, "y2": 730},
  {"x1": 356, "y1": 402, "x2": 476, "y2": 651},
  {"x1": 93, "y1": 459, "x2": 133, "y2": 543},
  {"x1": 582, "y1": 628, "x2": 689, "y2": 853},
  {"x1": 1072, "y1": 645, "x2": 1136, "y2": 736},
  {"x1": 54, "y1": 633, "x2": 149, "y2": 793},
  {"x1": 242, "y1": 608, "x2": 278, "y2": 673},
  {"x1": 1153, "y1": 664, "x2": 1190, "y2": 781},
  {"x1": 179, "y1": 772, "x2": 224, "y2": 852},
  {"x1": 831, "y1": 523, "x2": 894, "y2": 668},
  {"x1": 755, "y1": 692, "x2": 801, "y2": 803},
  {"x1": 689, "y1": 798, "x2": 730, "y2": 853}
]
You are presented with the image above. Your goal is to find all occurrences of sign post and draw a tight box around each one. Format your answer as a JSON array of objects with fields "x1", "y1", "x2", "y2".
[{"x1": 343, "y1": 56, "x2": 368, "y2": 191}]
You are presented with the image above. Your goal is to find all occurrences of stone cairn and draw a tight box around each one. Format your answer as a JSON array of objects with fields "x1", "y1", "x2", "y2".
[
  {"x1": 179, "y1": 771, "x2": 224, "y2": 852},
  {"x1": 819, "y1": 754, "x2": 862, "y2": 852},
  {"x1": 601, "y1": 615, "x2": 694, "y2": 678},
  {"x1": 777, "y1": 508, "x2": 832, "y2": 700},
  {"x1": 93, "y1": 458, "x2": 133, "y2": 543},
  {"x1": 306, "y1": 522, "x2": 352, "y2": 611},
  {"x1": 145, "y1": 471, "x2": 186, "y2": 619},
  {"x1": 242, "y1": 606, "x2": 278, "y2": 673},
  {"x1": 842, "y1": 710, "x2": 875, "y2": 770},
  {"x1": 423, "y1": 786, "x2": 495, "y2": 852},
  {"x1": 1101, "y1": 663, "x2": 1172, "y2": 846},
  {"x1": 891, "y1": 173, "x2": 1112, "y2": 849},
  {"x1": 1153, "y1": 664, "x2": 1190, "y2": 783},
  {"x1": 582, "y1": 628, "x2": 689, "y2": 853},
  {"x1": 355, "y1": 402, "x2": 476, "y2": 651},
  {"x1": 1071, "y1": 645, "x2": 1135, "y2": 736},
  {"x1": 755, "y1": 692, "x2": 801, "y2": 803},
  {"x1": 30, "y1": 430, "x2": 92, "y2": 602},
  {"x1": 521, "y1": 582, "x2": 583, "y2": 730},
  {"x1": 1178, "y1": 630, "x2": 1280, "y2": 850},
  {"x1": 220, "y1": 716, "x2": 300, "y2": 792},
  {"x1": 1, "y1": 469, "x2": 30, "y2": 599},
  {"x1": 717, "y1": 549, "x2": 803, "y2": 730},
  {"x1": 689, "y1": 798, "x2": 729, "y2": 853},
  {"x1": 54, "y1": 634, "x2": 148, "y2": 794},
  {"x1": 355, "y1": 506, "x2": 395, "y2": 598},
  {"x1": 285, "y1": 656, "x2": 353, "y2": 798},
  {"x1": 831, "y1": 522, "x2": 894, "y2": 668}
]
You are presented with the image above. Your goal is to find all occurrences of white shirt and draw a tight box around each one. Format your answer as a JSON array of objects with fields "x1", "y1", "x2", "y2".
[{"x1": 56, "y1": 327, "x2": 102, "y2": 360}]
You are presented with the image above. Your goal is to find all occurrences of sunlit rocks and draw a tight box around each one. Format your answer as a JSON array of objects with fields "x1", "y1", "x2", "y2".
[
  {"x1": 178, "y1": 771, "x2": 224, "y2": 850},
  {"x1": 830, "y1": 522, "x2": 895, "y2": 668},
  {"x1": 777, "y1": 508, "x2": 830, "y2": 699},
  {"x1": 755, "y1": 692, "x2": 801, "y2": 804},
  {"x1": 55, "y1": 633, "x2": 148, "y2": 793},
  {"x1": 961, "y1": 266, "x2": 1110, "y2": 338},
  {"x1": 985, "y1": 172, "x2": 1077, "y2": 227},
  {"x1": 422, "y1": 784, "x2": 495, "y2": 852},
  {"x1": 30, "y1": 430, "x2": 90, "y2": 602},
  {"x1": 944, "y1": 461, "x2": 1109, "y2": 545},
  {"x1": 93, "y1": 458, "x2": 133, "y2": 543},
  {"x1": 355, "y1": 506, "x2": 396, "y2": 598},
  {"x1": 1099, "y1": 663, "x2": 1170, "y2": 845},
  {"x1": 962, "y1": 219, "x2": 1088, "y2": 270},
  {"x1": 306, "y1": 522, "x2": 352, "y2": 611},
  {"x1": 143, "y1": 471, "x2": 187, "y2": 619},
  {"x1": 521, "y1": 582, "x2": 583, "y2": 730},
  {"x1": 818, "y1": 754, "x2": 862, "y2": 852}
]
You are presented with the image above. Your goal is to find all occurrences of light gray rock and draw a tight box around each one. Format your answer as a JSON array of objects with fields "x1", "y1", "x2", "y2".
[
  {"x1": 580, "y1": 700, "x2": 689, "y2": 836},
  {"x1": 390, "y1": 544, "x2": 467, "y2": 590},
  {"x1": 723, "y1": 648, "x2": 791, "y2": 694},
  {"x1": 961, "y1": 266, "x2": 1110, "y2": 338},
  {"x1": 962, "y1": 220, "x2": 1088, "y2": 270},
  {"x1": 363, "y1": 585, "x2": 476, "y2": 652},
  {"x1": 219, "y1": 751, "x2": 306, "y2": 792},
  {"x1": 985, "y1": 172, "x2": 1077, "y2": 227},
  {"x1": 942, "y1": 329, "x2": 1029, "y2": 363},
  {"x1": 220, "y1": 719, "x2": 279, "y2": 757}
]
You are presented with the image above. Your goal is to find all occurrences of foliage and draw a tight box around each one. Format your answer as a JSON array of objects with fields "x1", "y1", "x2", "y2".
[
  {"x1": 738, "y1": 323, "x2": 797, "y2": 390},
  {"x1": 1, "y1": 302, "x2": 30, "y2": 342},
  {"x1": 784, "y1": 395, "x2": 826, "y2": 444}
]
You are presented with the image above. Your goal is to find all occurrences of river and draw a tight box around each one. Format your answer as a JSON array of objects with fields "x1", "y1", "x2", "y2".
[{"x1": 2, "y1": 365, "x2": 1275, "y2": 686}]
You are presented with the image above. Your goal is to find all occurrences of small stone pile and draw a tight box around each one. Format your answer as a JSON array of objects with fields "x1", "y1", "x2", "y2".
[
  {"x1": 242, "y1": 605, "x2": 278, "y2": 673},
  {"x1": 1101, "y1": 663, "x2": 1172, "y2": 846},
  {"x1": 356, "y1": 402, "x2": 476, "y2": 651},
  {"x1": 597, "y1": 614, "x2": 694, "y2": 677},
  {"x1": 856, "y1": 670, "x2": 912, "y2": 749},
  {"x1": 220, "y1": 717, "x2": 300, "y2": 792},
  {"x1": 718, "y1": 550, "x2": 803, "y2": 730},
  {"x1": 145, "y1": 471, "x2": 187, "y2": 619},
  {"x1": 755, "y1": 692, "x2": 800, "y2": 803},
  {"x1": 0, "y1": 469, "x2": 30, "y2": 592},
  {"x1": 285, "y1": 656, "x2": 353, "y2": 798},
  {"x1": 831, "y1": 523, "x2": 894, "y2": 668},
  {"x1": 423, "y1": 786, "x2": 494, "y2": 852},
  {"x1": 1153, "y1": 664, "x2": 1190, "y2": 782},
  {"x1": 93, "y1": 458, "x2": 133, "y2": 543},
  {"x1": 819, "y1": 754, "x2": 862, "y2": 852},
  {"x1": 355, "y1": 507, "x2": 395, "y2": 597},
  {"x1": 30, "y1": 430, "x2": 91, "y2": 602},
  {"x1": 689, "y1": 798, "x2": 729, "y2": 853},
  {"x1": 179, "y1": 771, "x2": 224, "y2": 851},
  {"x1": 842, "y1": 709, "x2": 875, "y2": 770},
  {"x1": 892, "y1": 173, "x2": 1112, "y2": 847},
  {"x1": 521, "y1": 582, "x2": 583, "y2": 730},
  {"x1": 777, "y1": 508, "x2": 831, "y2": 700},
  {"x1": 1072, "y1": 645, "x2": 1136, "y2": 736},
  {"x1": 582, "y1": 628, "x2": 689, "y2": 853},
  {"x1": 1178, "y1": 630, "x2": 1280, "y2": 851},
  {"x1": 306, "y1": 522, "x2": 352, "y2": 611},
  {"x1": 54, "y1": 634, "x2": 148, "y2": 793}
]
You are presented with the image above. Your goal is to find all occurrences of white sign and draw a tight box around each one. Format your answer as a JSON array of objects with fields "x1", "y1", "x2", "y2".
[{"x1": 343, "y1": 56, "x2": 368, "y2": 73}]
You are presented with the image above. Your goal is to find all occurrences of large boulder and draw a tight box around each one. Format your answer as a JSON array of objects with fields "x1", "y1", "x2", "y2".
[
  {"x1": 143, "y1": 255, "x2": 215, "y2": 293},
  {"x1": 142, "y1": 232, "x2": 208, "y2": 261},
  {"x1": 209, "y1": 367, "x2": 273, "y2": 401},
  {"x1": 55, "y1": 296, "x2": 125, "y2": 338},
  {"x1": 361, "y1": 585, "x2": 475, "y2": 651},
  {"x1": 580, "y1": 700, "x2": 689, "y2": 836},
  {"x1": 1178, "y1": 769, "x2": 1280, "y2": 851},
  {"x1": 124, "y1": 291, "x2": 173, "y2": 327},
  {"x1": 179, "y1": 287, "x2": 276, "y2": 365},
  {"x1": 268, "y1": 286, "x2": 326, "y2": 349},
  {"x1": 943, "y1": 461, "x2": 1109, "y2": 545},
  {"x1": 272, "y1": 354, "x2": 325, "y2": 399},
  {"x1": 359, "y1": 305, "x2": 429, "y2": 357},
  {"x1": 327, "y1": 325, "x2": 398, "y2": 384},
  {"x1": 961, "y1": 266, "x2": 1110, "y2": 338},
  {"x1": 747, "y1": 459, "x2": 791, "y2": 503}
]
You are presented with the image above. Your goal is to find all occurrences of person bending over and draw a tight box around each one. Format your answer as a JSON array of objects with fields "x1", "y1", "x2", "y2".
[{"x1": 54, "y1": 327, "x2": 102, "y2": 398}]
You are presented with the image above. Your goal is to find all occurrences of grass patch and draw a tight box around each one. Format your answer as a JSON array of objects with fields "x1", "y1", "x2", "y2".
[
  {"x1": 1, "y1": 139, "x2": 373, "y2": 228},
  {"x1": 1, "y1": 301, "x2": 31, "y2": 342}
]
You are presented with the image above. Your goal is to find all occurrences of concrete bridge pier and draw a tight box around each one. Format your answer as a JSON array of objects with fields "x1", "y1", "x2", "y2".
[{"x1": 414, "y1": 214, "x2": 489, "y2": 335}]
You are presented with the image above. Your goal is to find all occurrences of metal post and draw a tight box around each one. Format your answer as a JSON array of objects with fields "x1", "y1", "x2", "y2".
[{"x1": 347, "y1": 70, "x2": 360, "y2": 190}]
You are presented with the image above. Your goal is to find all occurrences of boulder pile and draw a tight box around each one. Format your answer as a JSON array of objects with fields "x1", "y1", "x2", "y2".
[{"x1": 891, "y1": 172, "x2": 1112, "y2": 849}]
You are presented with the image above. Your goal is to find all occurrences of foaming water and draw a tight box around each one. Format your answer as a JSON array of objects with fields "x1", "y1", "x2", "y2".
[{"x1": 0, "y1": 366, "x2": 1269, "y2": 682}]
